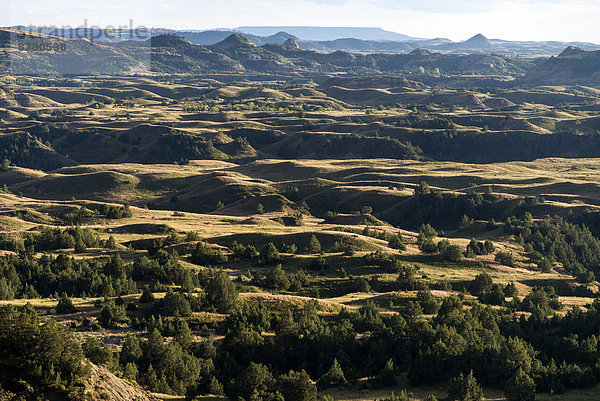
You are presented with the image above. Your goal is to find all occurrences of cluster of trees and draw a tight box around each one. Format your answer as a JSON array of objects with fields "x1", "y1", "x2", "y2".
[
  {"x1": 132, "y1": 250, "x2": 193, "y2": 286},
  {"x1": 182, "y1": 97, "x2": 337, "y2": 113},
  {"x1": 81, "y1": 326, "x2": 215, "y2": 396},
  {"x1": 191, "y1": 292, "x2": 572, "y2": 401},
  {"x1": 416, "y1": 224, "x2": 466, "y2": 262},
  {"x1": 506, "y1": 214, "x2": 600, "y2": 281},
  {"x1": 0, "y1": 245, "x2": 220, "y2": 301},
  {"x1": 0, "y1": 132, "x2": 69, "y2": 171},
  {"x1": 275, "y1": 133, "x2": 422, "y2": 161},
  {"x1": 137, "y1": 131, "x2": 233, "y2": 164},
  {"x1": 147, "y1": 231, "x2": 195, "y2": 255},
  {"x1": 0, "y1": 252, "x2": 138, "y2": 300},
  {"x1": 27, "y1": 226, "x2": 100, "y2": 252},
  {"x1": 388, "y1": 233, "x2": 407, "y2": 251},
  {"x1": 393, "y1": 114, "x2": 454, "y2": 130},
  {"x1": 191, "y1": 242, "x2": 229, "y2": 265},
  {"x1": 363, "y1": 251, "x2": 403, "y2": 273},
  {"x1": 467, "y1": 272, "x2": 566, "y2": 316},
  {"x1": 229, "y1": 240, "x2": 259, "y2": 260},
  {"x1": 520, "y1": 286, "x2": 563, "y2": 316},
  {"x1": 387, "y1": 188, "x2": 496, "y2": 229},
  {"x1": 398, "y1": 127, "x2": 600, "y2": 163},
  {"x1": 192, "y1": 237, "x2": 324, "y2": 267},
  {"x1": 6, "y1": 284, "x2": 592, "y2": 401},
  {"x1": 466, "y1": 239, "x2": 495, "y2": 256},
  {"x1": 8, "y1": 207, "x2": 600, "y2": 400},
  {"x1": 229, "y1": 363, "x2": 316, "y2": 401},
  {"x1": 46, "y1": 204, "x2": 132, "y2": 224},
  {"x1": 0, "y1": 305, "x2": 89, "y2": 397},
  {"x1": 0, "y1": 226, "x2": 115, "y2": 253},
  {"x1": 97, "y1": 203, "x2": 133, "y2": 219},
  {"x1": 470, "y1": 271, "x2": 515, "y2": 299},
  {"x1": 5, "y1": 241, "x2": 600, "y2": 401},
  {"x1": 495, "y1": 250, "x2": 516, "y2": 267},
  {"x1": 262, "y1": 264, "x2": 310, "y2": 292}
]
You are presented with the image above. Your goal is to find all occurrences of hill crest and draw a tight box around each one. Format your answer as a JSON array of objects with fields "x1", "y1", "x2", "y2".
[
  {"x1": 462, "y1": 33, "x2": 492, "y2": 48},
  {"x1": 558, "y1": 45, "x2": 587, "y2": 57},
  {"x1": 211, "y1": 33, "x2": 257, "y2": 50}
]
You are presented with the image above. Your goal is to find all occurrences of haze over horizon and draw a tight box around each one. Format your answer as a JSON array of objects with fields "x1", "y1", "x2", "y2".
[{"x1": 4, "y1": 0, "x2": 600, "y2": 43}]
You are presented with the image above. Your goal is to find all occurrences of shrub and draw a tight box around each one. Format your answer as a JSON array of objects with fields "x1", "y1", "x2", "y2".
[
  {"x1": 191, "y1": 242, "x2": 228, "y2": 265},
  {"x1": 388, "y1": 234, "x2": 407, "y2": 251},
  {"x1": 495, "y1": 250, "x2": 515, "y2": 267},
  {"x1": 442, "y1": 244, "x2": 464, "y2": 262}
]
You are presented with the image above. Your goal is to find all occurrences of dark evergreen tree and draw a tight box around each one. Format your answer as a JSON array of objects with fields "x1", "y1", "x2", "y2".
[
  {"x1": 318, "y1": 358, "x2": 347, "y2": 389},
  {"x1": 504, "y1": 368, "x2": 535, "y2": 401},
  {"x1": 448, "y1": 371, "x2": 483, "y2": 401},
  {"x1": 260, "y1": 242, "x2": 281, "y2": 264},
  {"x1": 206, "y1": 271, "x2": 238, "y2": 313},
  {"x1": 277, "y1": 369, "x2": 317, "y2": 401},
  {"x1": 56, "y1": 293, "x2": 77, "y2": 314}
]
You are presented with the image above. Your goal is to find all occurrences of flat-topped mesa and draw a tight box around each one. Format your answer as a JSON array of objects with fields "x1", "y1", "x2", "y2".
[{"x1": 150, "y1": 33, "x2": 190, "y2": 47}]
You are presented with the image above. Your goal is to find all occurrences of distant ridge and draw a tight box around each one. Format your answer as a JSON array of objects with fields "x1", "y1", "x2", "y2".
[
  {"x1": 178, "y1": 30, "x2": 297, "y2": 46},
  {"x1": 235, "y1": 26, "x2": 422, "y2": 41},
  {"x1": 5, "y1": 24, "x2": 600, "y2": 56},
  {"x1": 526, "y1": 46, "x2": 600, "y2": 86},
  {"x1": 3, "y1": 30, "x2": 536, "y2": 76}
]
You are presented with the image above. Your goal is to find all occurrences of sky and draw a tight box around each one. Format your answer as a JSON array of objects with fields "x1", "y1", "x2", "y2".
[{"x1": 5, "y1": 0, "x2": 600, "y2": 43}]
